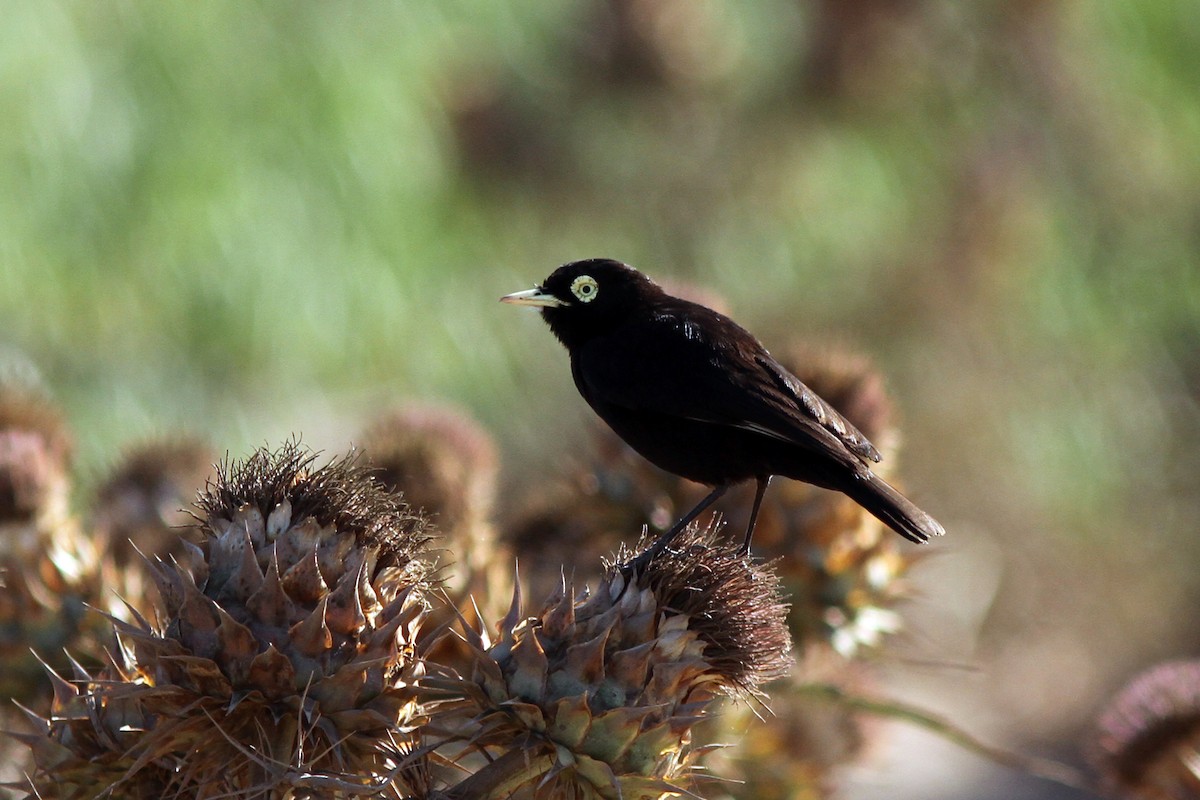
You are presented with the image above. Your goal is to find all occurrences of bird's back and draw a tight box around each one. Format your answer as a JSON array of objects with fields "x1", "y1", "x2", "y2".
[{"x1": 569, "y1": 296, "x2": 880, "y2": 485}]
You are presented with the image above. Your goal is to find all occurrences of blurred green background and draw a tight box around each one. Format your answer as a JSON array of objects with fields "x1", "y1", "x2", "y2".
[{"x1": 2, "y1": 2, "x2": 1198, "y2": 797}]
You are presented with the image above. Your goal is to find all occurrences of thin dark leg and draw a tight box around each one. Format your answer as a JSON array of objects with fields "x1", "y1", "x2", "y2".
[
  {"x1": 637, "y1": 483, "x2": 730, "y2": 565},
  {"x1": 739, "y1": 475, "x2": 772, "y2": 555}
]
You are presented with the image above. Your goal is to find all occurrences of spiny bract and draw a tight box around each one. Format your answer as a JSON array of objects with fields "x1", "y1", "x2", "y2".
[
  {"x1": 20, "y1": 441, "x2": 435, "y2": 799},
  {"x1": 430, "y1": 522, "x2": 792, "y2": 800}
]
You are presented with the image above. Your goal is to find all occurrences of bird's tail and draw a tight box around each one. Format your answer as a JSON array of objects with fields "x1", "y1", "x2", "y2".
[{"x1": 843, "y1": 471, "x2": 945, "y2": 544}]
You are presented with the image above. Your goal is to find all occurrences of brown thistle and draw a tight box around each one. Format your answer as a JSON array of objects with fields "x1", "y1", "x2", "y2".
[
  {"x1": 90, "y1": 435, "x2": 215, "y2": 565},
  {"x1": 0, "y1": 388, "x2": 71, "y2": 526},
  {"x1": 358, "y1": 405, "x2": 502, "y2": 599},
  {"x1": 19, "y1": 441, "x2": 435, "y2": 799},
  {"x1": 427, "y1": 521, "x2": 792, "y2": 799},
  {"x1": 0, "y1": 388, "x2": 115, "y2": 706}
]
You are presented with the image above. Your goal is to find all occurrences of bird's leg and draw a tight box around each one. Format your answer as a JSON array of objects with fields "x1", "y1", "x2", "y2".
[
  {"x1": 739, "y1": 475, "x2": 772, "y2": 555},
  {"x1": 636, "y1": 483, "x2": 730, "y2": 565}
]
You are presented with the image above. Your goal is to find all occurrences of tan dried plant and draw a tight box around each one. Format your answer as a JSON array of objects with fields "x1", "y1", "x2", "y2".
[
  {"x1": 425, "y1": 522, "x2": 792, "y2": 799},
  {"x1": 0, "y1": 388, "x2": 113, "y2": 705},
  {"x1": 18, "y1": 442, "x2": 435, "y2": 799}
]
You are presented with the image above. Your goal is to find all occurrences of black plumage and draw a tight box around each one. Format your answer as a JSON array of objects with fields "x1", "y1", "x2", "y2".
[{"x1": 501, "y1": 258, "x2": 944, "y2": 555}]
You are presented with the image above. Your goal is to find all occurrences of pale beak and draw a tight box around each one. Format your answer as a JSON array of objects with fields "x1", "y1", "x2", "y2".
[{"x1": 499, "y1": 287, "x2": 566, "y2": 308}]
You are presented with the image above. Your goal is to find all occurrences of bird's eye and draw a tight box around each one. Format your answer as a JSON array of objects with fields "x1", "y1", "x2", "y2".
[{"x1": 570, "y1": 275, "x2": 599, "y2": 303}]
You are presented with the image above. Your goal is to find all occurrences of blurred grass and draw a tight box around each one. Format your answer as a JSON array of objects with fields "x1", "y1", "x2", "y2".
[{"x1": 1, "y1": 2, "x2": 1199, "y2": 791}]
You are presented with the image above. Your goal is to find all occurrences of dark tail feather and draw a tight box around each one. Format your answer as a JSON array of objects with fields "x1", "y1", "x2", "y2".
[{"x1": 844, "y1": 472, "x2": 945, "y2": 544}]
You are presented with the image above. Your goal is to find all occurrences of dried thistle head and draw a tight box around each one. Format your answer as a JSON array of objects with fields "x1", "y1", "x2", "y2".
[
  {"x1": 359, "y1": 405, "x2": 502, "y2": 604},
  {"x1": 90, "y1": 435, "x2": 215, "y2": 564},
  {"x1": 1090, "y1": 660, "x2": 1200, "y2": 799},
  {"x1": 0, "y1": 388, "x2": 113, "y2": 705},
  {"x1": 0, "y1": 387, "x2": 72, "y2": 536},
  {"x1": 22, "y1": 441, "x2": 436, "y2": 799},
  {"x1": 434, "y1": 522, "x2": 791, "y2": 798},
  {"x1": 193, "y1": 439, "x2": 431, "y2": 570},
  {"x1": 359, "y1": 404, "x2": 498, "y2": 536},
  {"x1": 613, "y1": 524, "x2": 794, "y2": 696}
]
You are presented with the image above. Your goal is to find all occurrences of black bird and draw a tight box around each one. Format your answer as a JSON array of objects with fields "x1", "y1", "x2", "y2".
[{"x1": 501, "y1": 258, "x2": 944, "y2": 556}]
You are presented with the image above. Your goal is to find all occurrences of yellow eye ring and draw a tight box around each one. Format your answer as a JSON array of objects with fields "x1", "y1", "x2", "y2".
[{"x1": 571, "y1": 275, "x2": 599, "y2": 303}]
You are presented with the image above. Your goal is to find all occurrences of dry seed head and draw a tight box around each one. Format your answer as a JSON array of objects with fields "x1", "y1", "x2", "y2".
[
  {"x1": 90, "y1": 435, "x2": 215, "y2": 564},
  {"x1": 196, "y1": 439, "x2": 431, "y2": 569},
  {"x1": 1090, "y1": 659, "x2": 1200, "y2": 799},
  {"x1": 23, "y1": 441, "x2": 436, "y2": 798},
  {"x1": 613, "y1": 522, "x2": 794, "y2": 695},
  {"x1": 0, "y1": 389, "x2": 115, "y2": 705},
  {"x1": 359, "y1": 405, "x2": 504, "y2": 610},
  {"x1": 440, "y1": 521, "x2": 791, "y2": 798},
  {"x1": 359, "y1": 404, "x2": 498, "y2": 534},
  {"x1": 0, "y1": 388, "x2": 72, "y2": 542}
]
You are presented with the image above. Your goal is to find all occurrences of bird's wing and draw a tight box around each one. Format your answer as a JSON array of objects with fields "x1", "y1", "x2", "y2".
[
  {"x1": 750, "y1": 354, "x2": 881, "y2": 463},
  {"x1": 574, "y1": 305, "x2": 880, "y2": 470}
]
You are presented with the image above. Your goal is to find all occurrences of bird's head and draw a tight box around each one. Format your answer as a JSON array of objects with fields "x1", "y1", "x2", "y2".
[{"x1": 501, "y1": 259, "x2": 659, "y2": 348}]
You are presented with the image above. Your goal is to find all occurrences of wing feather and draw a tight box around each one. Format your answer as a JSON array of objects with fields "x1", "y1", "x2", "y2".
[{"x1": 572, "y1": 301, "x2": 881, "y2": 471}]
